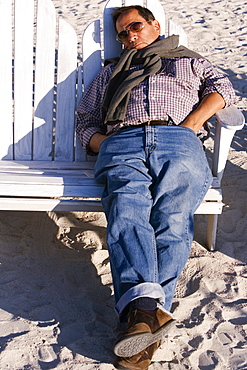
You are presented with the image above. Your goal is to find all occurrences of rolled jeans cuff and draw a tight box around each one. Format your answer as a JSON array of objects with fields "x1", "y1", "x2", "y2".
[{"x1": 115, "y1": 282, "x2": 173, "y2": 318}]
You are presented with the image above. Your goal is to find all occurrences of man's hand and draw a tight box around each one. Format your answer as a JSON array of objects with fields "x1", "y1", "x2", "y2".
[
  {"x1": 180, "y1": 92, "x2": 225, "y2": 133},
  {"x1": 89, "y1": 133, "x2": 108, "y2": 153}
]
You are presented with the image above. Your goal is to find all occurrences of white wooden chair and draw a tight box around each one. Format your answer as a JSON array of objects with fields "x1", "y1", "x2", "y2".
[{"x1": 0, "y1": 0, "x2": 244, "y2": 251}]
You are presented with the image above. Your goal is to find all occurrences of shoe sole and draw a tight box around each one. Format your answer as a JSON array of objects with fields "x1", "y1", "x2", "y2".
[{"x1": 113, "y1": 318, "x2": 175, "y2": 357}]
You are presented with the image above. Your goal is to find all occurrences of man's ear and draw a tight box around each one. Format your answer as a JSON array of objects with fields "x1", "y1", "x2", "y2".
[{"x1": 153, "y1": 19, "x2": 161, "y2": 34}]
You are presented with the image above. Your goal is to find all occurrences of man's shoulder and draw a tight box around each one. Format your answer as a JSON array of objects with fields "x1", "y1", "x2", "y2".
[
  {"x1": 102, "y1": 62, "x2": 116, "y2": 74},
  {"x1": 160, "y1": 57, "x2": 211, "y2": 69}
]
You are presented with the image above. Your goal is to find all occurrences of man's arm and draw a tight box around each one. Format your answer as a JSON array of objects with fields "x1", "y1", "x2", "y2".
[
  {"x1": 76, "y1": 64, "x2": 114, "y2": 155},
  {"x1": 90, "y1": 92, "x2": 226, "y2": 151},
  {"x1": 180, "y1": 92, "x2": 225, "y2": 133}
]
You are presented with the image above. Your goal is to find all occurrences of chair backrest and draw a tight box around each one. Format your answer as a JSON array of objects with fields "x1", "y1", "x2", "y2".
[
  {"x1": 0, "y1": 0, "x2": 184, "y2": 162},
  {"x1": 0, "y1": 0, "x2": 80, "y2": 162}
]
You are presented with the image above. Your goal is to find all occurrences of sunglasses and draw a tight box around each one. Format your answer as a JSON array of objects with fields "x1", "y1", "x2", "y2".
[{"x1": 116, "y1": 21, "x2": 151, "y2": 42}]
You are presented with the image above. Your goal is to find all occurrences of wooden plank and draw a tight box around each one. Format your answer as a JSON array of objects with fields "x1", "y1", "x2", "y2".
[
  {"x1": 75, "y1": 63, "x2": 86, "y2": 162},
  {"x1": 0, "y1": 174, "x2": 99, "y2": 185},
  {"x1": 0, "y1": 168, "x2": 94, "y2": 176},
  {"x1": 0, "y1": 198, "x2": 103, "y2": 212},
  {"x1": 14, "y1": 0, "x2": 34, "y2": 160},
  {"x1": 213, "y1": 107, "x2": 245, "y2": 181},
  {"x1": 146, "y1": 0, "x2": 166, "y2": 37},
  {"x1": 195, "y1": 202, "x2": 223, "y2": 215},
  {"x1": 0, "y1": 182, "x2": 103, "y2": 198},
  {"x1": 103, "y1": 0, "x2": 122, "y2": 60},
  {"x1": 168, "y1": 20, "x2": 188, "y2": 47},
  {"x1": 33, "y1": 0, "x2": 56, "y2": 160},
  {"x1": 0, "y1": 171, "x2": 221, "y2": 202},
  {"x1": 80, "y1": 19, "x2": 102, "y2": 162},
  {"x1": 215, "y1": 106, "x2": 245, "y2": 130},
  {"x1": 82, "y1": 20, "x2": 102, "y2": 90},
  {"x1": 0, "y1": 0, "x2": 13, "y2": 160},
  {"x1": 55, "y1": 18, "x2": 77, "y2": 161},
  {"x1": 203, "y1": 189, "x2": 222, "y2": 201},
  {"x1": 0, "y1": 168, "x2": 221, "y2": 195},
  {"x1": 124, "y1": 0, "x2": 144, "y2": 6},
  {"x1": 0, "y1": 196, "x2": 223, "y2": 214},
  {"x1": 0, "y1": 160, "x2": 95, "y2": 170},
  {"x1": 0, "y1": 179, "x2": 222, "y2": 204}
]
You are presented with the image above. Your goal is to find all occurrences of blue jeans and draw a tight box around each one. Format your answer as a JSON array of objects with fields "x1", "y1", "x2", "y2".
[{"x1": 94, "y1": 126, "x2": 212, "y2": 318}]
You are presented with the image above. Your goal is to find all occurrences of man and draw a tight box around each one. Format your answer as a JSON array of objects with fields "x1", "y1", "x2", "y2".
[{"x1": 76, "y1": 5, "x2": 236, "y2": 369}]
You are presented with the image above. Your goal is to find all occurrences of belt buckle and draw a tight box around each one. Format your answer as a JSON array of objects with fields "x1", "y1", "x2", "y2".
[{"x1": 147, "y1": 120, "x2": 151, "y2": 126}]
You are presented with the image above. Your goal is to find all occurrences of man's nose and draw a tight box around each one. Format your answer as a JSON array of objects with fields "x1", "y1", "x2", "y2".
[{"x1": 128, "y1": 31, "x2": 138, "y2": 41}]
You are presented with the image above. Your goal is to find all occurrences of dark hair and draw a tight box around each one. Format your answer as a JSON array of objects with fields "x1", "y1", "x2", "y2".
[{"x1": 112, "y1": 5, "x2": 155, "y2": 30}]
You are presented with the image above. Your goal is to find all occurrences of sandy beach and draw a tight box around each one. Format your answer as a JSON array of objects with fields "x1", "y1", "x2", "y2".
[{"x1": 0, "y1": 0, "x2": 246, "y2": 369}]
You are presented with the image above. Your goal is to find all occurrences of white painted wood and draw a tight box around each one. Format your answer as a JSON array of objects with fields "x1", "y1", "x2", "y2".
[
  {"x1": 0, "y1": 197, "x2": 223, "y2": 214},
  {"x1": 206, "y1": 214, "x2": 219, "y2": 251},
  {"x1": 82, "y1": 20, "x2": 102, "y2": 90},
  {"x1": 213, "y1": 107, "x2": 245, "y2": 182},
  {"x1": 168, "y1": 19, "x2": 188, "y2": 47},
  {"x1": 55, "y1": 18, "x2": 77, "y2": 161},
  {"x1": 0, "y1": 181, "x2": 102, "y2": 198},
  {"x1": 14, "y1": 0, "x2": 34, "y2": 160},
  {"x1": 213, "y1": 124, "x2": 235, "y2": 182},
  {"x1": 124, "y1": 0, "x2": 144, "y2": 6},
  {"x1": 75, "y1": 63, "x2": 87, "y2": 162},
  {"x1": 216, "y1": 105, "x2": 245, "y2": 129},
  {"x1": 33, "y1": 0, "x2": 56, "y2": 160},
  {"x1": 103, "y1": 0, "x2": 122, "y2": 60},
  {"x1": 0, "y1": 198, "x2": 103, "y2": 212},
  {"x1": 75, "y1": 135, "x2": 87, "y2": 161},
  {"x1": 203, "y1": 188, "x2": 222, "y2": 201},
  {"x1": 0, "y1": 160, "x2": 95, "y2": 170},
  {"x1": 81, "y1": 20, "x2": 103, "y2": 164},
  {"x1": 0, "y1": 0, "x2": 13, "y2": 160},
  {"x1": 195, "y1": 202, "x2": 223, "y2": 215},
  {"x1": 146, "y1": 0, "x2": 166, "y2": 37}
]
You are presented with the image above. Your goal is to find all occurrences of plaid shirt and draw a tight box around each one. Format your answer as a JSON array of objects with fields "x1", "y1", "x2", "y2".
[{"x1": 76, "y1": 57, "x2": 236, "y2": 155}]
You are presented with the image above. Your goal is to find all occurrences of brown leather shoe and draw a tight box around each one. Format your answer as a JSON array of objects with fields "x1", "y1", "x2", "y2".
[
  {"x1": 114, "y1": 341, "x2": 161, "y2": 370},
  {"x1": 114, "y1": 308, "x2": 174, "y2": 358}
]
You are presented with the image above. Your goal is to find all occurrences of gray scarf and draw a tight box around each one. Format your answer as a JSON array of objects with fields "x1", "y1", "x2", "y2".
[{"x1": 102, "y1": 35, "x2": 204, "y2": 125}]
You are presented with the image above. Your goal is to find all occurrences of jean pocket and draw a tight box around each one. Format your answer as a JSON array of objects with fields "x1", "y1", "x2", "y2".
[{"x1": 177, "y1": 125, "x2": 196, "y2": 135}]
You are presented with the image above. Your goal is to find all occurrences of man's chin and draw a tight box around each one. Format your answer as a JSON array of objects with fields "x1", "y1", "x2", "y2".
[{"x1": 132, "y1": 42, "x2": 148, "y2": 49}]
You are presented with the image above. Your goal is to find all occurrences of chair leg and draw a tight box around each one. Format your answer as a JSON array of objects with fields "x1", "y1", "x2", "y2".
[{"x1": 206, "y1": 214, "x2": 218, "y2": 251}]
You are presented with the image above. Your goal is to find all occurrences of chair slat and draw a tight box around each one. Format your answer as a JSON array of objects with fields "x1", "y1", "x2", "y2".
[
  {"x1": 0, "y1": 0, "x2": 13, "y2": 160},
  {"x1": 14, "y1": 0, "x2": 34, "y2": 160},
  {"x1": 124, "y1": 0, "x2": 144, "y2": 6},
  {"x1": 168, "y1": 20, "x2": 188, "y2": 47},
  {"x1": 33, "y1": 0, "x2": 56, "y2": 160},
  {"x1": 0, "y1": 198, "x2": 103, "y2": 212},
  {"x1": 146, "y1": 0, "x2": 166, "y2": 37},
  {"x1": 82, "y1": 20, "x2": 102, "y2": 90},
  {"x1": 103, "y1": 0, "x2": 122, "y2": 60},
  {"x1": 75, "y1": 64, "x2": 86, "y2": 162},
  {"x1": 55, "y1": 18, "x2": 77, "y2": 161}
]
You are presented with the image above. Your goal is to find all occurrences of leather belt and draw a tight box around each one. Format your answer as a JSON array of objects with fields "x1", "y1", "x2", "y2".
[
  {"x1": 119, "y1": 119, "x2": 175, "y2": 132},
  {"x1": 139, "y1": 119, "x2": 176, "y2": 127}
]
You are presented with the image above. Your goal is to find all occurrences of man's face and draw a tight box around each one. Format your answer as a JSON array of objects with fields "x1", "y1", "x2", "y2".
[{"x1": 115, "y1": 9, "x2": 160, "y2": 50}]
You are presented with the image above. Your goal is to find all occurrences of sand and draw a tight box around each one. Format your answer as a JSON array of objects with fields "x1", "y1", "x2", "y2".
[{"x1": 0, "y1": 0, "x2": 246, "y2": 369}]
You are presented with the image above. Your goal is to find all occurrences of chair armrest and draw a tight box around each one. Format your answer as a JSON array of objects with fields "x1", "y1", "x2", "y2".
[
  {"x1": 212, "y1": 106, "x2": 245, "y2": 182},
  {"x1": 215, "y1": 105, "x2": 245, "y2": 130}
]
